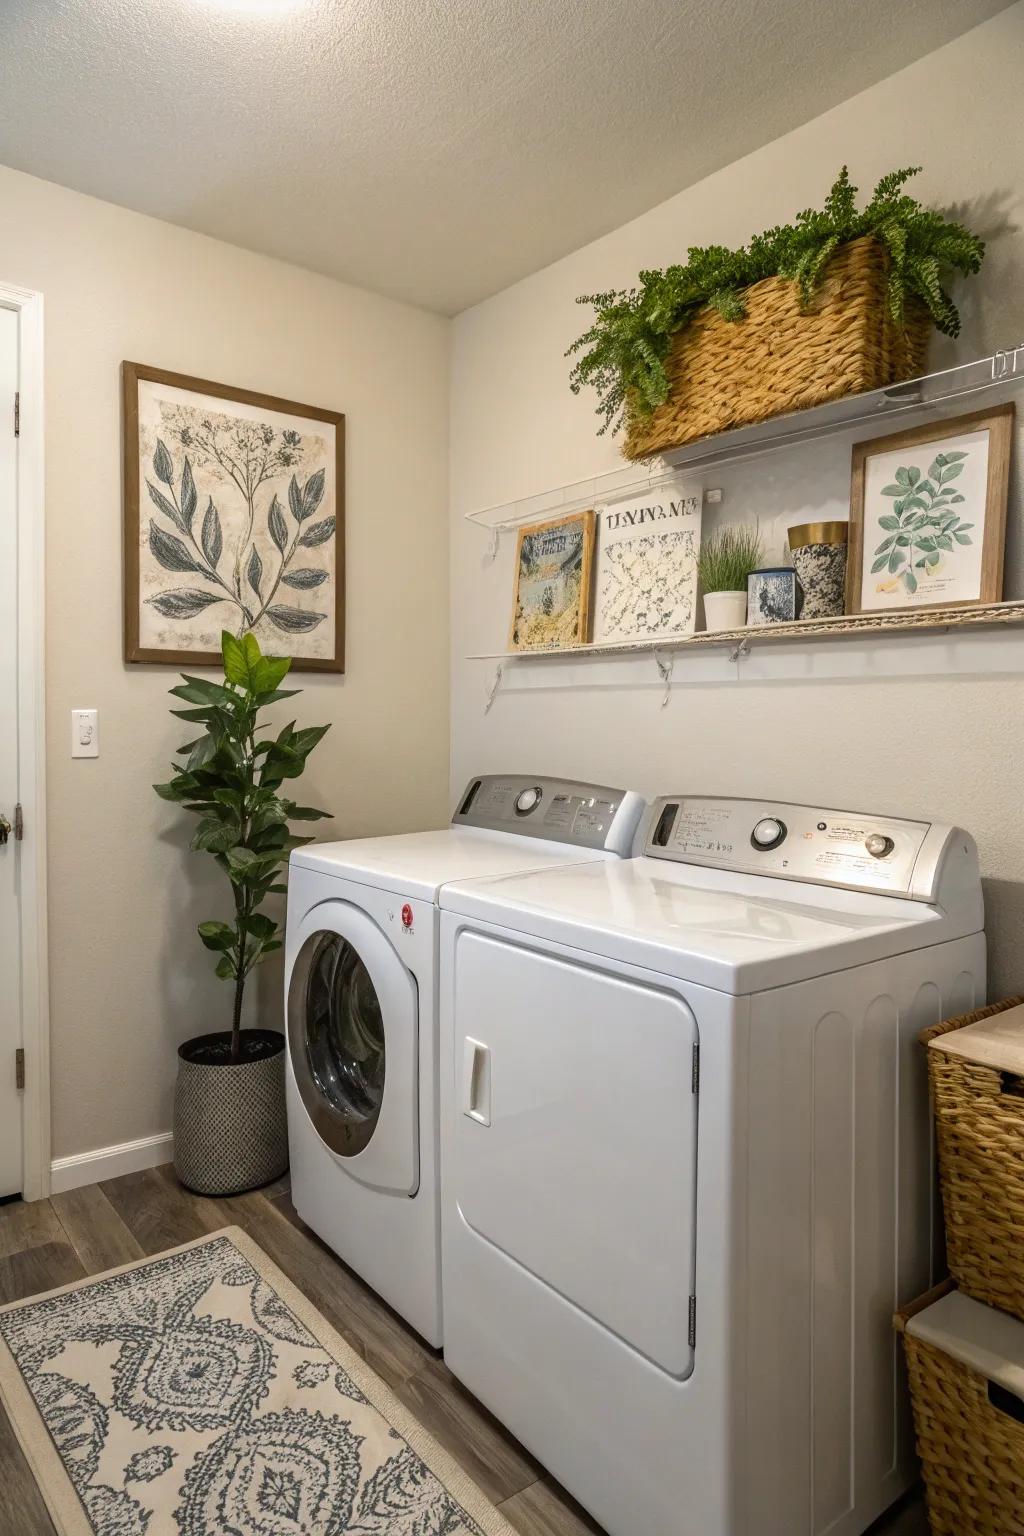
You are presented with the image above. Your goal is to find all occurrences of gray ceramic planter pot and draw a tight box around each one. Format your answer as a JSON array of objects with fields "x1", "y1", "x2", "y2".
[{"x1": 173, "y1": 1028, "x2": 288, "y2": 1196}]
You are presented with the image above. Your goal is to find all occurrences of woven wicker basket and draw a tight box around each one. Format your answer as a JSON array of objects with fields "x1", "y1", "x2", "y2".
[
  {"x1": 623, "y1": 235, "x2": 929, "y2": 461},
  {"x1": 922, "y1": 996, "x2": 1024, "y2": 1320},
  {"x1": 896, "y1": 1283, "x2": 1024, "y2": 1536}
]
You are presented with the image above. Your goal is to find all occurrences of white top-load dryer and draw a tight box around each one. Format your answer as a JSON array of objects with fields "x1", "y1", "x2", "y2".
[
  {"x1": 439, "y1": 796, "x2": 986, "y2": 1536},
  {"x1": 284, "y1": 774, "x2": 644, "y2": 1346}
]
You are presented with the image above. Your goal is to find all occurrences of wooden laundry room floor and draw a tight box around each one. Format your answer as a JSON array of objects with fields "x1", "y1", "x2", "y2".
[{"x1": 0, "y1": 1166, "x2": 928, "y2": 1535}]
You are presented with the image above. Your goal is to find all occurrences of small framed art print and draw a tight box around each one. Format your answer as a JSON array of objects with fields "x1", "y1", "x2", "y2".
[
  {"x1": 847, "y1": 403, "x2": 1013, "y2": 615},
  {"x1": 591, "y1": 482, "x2": 702, "y2": 646},
  {"x1": 508, "y1": 510, "x2": 595, "y2": 651}
]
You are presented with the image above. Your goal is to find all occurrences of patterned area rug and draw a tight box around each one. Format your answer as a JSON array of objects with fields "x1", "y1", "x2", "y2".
[{"x1": 0, "y1": 1226, "x2": 513, "y2": 1535}]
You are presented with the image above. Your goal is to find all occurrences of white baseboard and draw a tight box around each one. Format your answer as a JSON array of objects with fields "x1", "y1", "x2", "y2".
[{"x1": 50, "y1": 1132, "x2": 174, "y2": 1195}]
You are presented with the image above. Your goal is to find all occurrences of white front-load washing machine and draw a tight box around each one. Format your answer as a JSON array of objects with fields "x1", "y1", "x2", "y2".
[
  {"x1": 284, "y1": 774, "x2": 645, "y2": 1346},
  {"x1": 439, "y1": 795, "x2": 986, "y2": 1536}
]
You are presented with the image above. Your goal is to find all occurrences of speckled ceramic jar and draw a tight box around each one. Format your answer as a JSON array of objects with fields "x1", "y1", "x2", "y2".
[{"x1": 788, "y1": 521, "x2": 849, "y2": 619}]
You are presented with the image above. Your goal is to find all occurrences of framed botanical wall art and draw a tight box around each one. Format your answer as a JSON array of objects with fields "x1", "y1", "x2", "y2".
[
  {"x1": 591, "y1": 481, "x2": 702, "y2": 646},
  {"x1": 508, "y1": 511, "x2": 595, "y2": 651},
  {"x1": 847, "y1": 403, "x2": 1013, "y2": 616},
  {"x1": 123, "y1": 362, "x2": 345, "y2": 670}
]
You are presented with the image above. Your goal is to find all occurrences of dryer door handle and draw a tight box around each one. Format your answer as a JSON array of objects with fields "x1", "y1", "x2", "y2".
[{"x1": 463, "y1": 1037, "x2": 491, "y2": 1126}]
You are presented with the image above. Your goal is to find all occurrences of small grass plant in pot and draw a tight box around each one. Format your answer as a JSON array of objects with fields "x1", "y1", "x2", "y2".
[
  {"x1": 155, "y1": 630, "x2": 330, "y2": 1196},
  {"x1": 698, "y1": 525, "x2": 764, "y2": 632}
]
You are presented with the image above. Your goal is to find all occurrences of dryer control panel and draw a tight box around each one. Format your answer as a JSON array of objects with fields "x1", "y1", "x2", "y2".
[
  {"x1": 453, "y1": 775, "x2": 644, "y2": 857},
  {"x1": 645, "y1": 795, "x2": 975, "y2": 903}
]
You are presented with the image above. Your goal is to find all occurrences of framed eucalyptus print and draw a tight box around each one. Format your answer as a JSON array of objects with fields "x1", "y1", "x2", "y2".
[
  {"x1": 847, "y1": 403, "x2": 1013, "y2": 616},
  {"x1": 123, "y1": 363, "x2": 345, "y2": 670}
]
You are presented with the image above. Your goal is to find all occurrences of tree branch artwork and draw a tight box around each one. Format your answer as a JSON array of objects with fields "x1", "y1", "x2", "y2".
[{"x1": 144, "y1": 414, "x2": 336, "y2": 640}]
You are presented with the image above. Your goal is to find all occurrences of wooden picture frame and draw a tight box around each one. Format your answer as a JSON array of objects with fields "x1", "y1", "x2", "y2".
[
  {"x1": 847, "y1": 403, "x2": 1013, "y2": 617},
  {"x1": 508, "y1": 510, "x2": 595, "y2": 651},
  {"x1": 123, "y1": 362, "x2": 345, "y2": 671}
]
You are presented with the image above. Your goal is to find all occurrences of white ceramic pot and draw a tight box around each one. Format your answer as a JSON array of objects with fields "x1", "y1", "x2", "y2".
[{"x1": 703, "y1": 590, "x2": 747, "y2": 632}]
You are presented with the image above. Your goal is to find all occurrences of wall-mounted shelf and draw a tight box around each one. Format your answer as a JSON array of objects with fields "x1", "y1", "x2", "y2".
[
  {"x1": 464, "y1": 343, "x2": 1024, "y2": 533},
  {"x1": 469, "y1": 599, "x2": 1024, "y2": 663}
]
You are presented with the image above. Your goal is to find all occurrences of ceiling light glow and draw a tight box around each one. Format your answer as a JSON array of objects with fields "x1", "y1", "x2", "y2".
[{"x1": 199, "y1": 0, "x2": 308, "y2": 16}]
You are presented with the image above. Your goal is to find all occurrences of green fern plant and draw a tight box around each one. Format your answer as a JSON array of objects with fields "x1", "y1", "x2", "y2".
[{"x1": 568, "y1": 167, "x2": 985, "y2": 434}]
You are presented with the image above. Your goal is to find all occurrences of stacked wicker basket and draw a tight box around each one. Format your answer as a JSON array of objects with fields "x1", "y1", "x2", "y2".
[{"x1": 896, "y1": 996, "x2": 1024, "y2": 1534}]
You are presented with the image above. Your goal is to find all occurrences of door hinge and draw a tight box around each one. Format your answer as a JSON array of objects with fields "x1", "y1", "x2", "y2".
[
  {"x1": 691, "y1": 1041, "x2": 700, "y2": 1093},
  {"x1": 13, "y1": 804, "x2": 23, "y2": 841},
  {"x1": 15, "y1": 1049, "x2": 25, "y2": 1091},
  {"x1": 13, "y1": 392, "x2": 19, "y2": 438},
  {"x1": 688, "y1": 1294, "x2": 696, "y2": 1348}
]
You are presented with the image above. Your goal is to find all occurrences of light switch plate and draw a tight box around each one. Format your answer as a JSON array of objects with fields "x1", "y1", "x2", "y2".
[{"x1": 71, "y1": 708, "x2": 99, "y2": 758}]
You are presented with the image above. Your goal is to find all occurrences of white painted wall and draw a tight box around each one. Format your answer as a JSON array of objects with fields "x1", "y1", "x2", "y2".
[
  {"x1": 450, "y1": 5, "x2": 1024, "y2": 999},
  {"x1": 0, "y1": 164, "x2": 451, "y2": 1162}
]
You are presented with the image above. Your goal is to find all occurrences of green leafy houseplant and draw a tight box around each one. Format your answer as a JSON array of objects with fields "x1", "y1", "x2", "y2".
[
  {"x1": 155, "y1": 630, "x2": 330, "y2": 1064},
  {"x1": 697, "y1": 525, "x2": 765, "y2": 595},
  {"x1": 568, "y1": 167, "x2": 985, "y2": 434},
  {"x1": 871, "y1": 450, "x2": 973, "y2": 597}
]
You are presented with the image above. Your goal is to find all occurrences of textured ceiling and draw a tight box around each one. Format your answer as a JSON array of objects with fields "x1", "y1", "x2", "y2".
[{"x1": 0, "y1": 0, "x2": 1012, "y2": 313}]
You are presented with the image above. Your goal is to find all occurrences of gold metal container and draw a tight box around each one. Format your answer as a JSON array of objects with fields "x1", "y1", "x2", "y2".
[{"x1": 787, "y1": 521, "x2": 849, "y2": 550}]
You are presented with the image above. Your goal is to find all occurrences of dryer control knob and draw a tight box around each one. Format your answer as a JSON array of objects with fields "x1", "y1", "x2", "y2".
[
  {"x1": 515, "y1": 786, "x2": 543, "y2": 815},
  {"x1": 751, "y1": 817, "x2": 786, "y2": 850},
  {"x1": 865, "y1": 833, "x2": 895, "y2": 859}
]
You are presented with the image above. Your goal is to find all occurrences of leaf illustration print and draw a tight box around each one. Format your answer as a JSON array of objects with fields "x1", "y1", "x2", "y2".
[
  {"x1": 132, "y1": 370, "x2": 343, "y2": 666},
  {"x1": 145, "y1": 440, "x2": 255, "y2": 626},
  {"x1": 143, "y1": 431, "x2": 332, "y2": 642},
  {"x1": 871, "y1": 451, "x2": 971, "y2": 596},
  {"x1": 240, "y1": 471, "x2": 331, "y2": 638}
]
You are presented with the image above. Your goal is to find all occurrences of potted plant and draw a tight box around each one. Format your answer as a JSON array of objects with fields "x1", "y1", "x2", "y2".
[
  {"x1": 154, "y1": 630, "x2": 330, "y2": 1196},
  {"x1": 568, "y1": 166, "x2": 985, "y2": 459},
  {"x1": 697, "y1": 526, "x2": 764, "y2": 632}
]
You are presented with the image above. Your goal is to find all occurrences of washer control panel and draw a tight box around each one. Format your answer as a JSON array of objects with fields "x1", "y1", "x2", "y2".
[
  {"x1": 645, "y1": 796, "x2": 941, "y2": 898},
  {"x1": 453, "y1": 775, "x2": 644, "y2": 855}
]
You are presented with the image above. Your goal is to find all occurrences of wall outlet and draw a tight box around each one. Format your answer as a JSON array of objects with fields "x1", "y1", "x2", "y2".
[{"x1": 71, "y1": 708, "x2": 99, "y2": 758}]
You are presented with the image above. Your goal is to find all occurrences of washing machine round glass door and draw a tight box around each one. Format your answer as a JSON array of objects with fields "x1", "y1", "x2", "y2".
[{"x1": 287, "y1": 902, "x2": 418, "y2": 1191}]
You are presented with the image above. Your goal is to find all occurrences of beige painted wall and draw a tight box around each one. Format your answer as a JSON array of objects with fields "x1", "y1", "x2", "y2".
[
  {"x1": 450, "y1": 6, "x2": 1024, "y2": 1000},
  {"x1": 1, "y1": 164, "x2": 451, "y2": 1160}
]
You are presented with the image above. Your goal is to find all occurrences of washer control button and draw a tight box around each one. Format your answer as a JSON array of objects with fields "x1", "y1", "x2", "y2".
[
  {"x1": 751, "y1": 817, "x2": 787, "y2": 851},
  {"x1": 515, "y1": 786, "x2": 543, "y2": 816},
  {"x1": 865, "y1": 833, "x2": 895, "y2": 859}
]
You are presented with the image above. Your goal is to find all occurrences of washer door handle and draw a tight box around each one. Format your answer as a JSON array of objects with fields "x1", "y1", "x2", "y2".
[{"x1": 463, "y1": 1037, "x2": 491, "y2": 1126}]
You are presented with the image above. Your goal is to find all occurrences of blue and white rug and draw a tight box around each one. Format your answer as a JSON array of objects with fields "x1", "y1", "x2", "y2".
[{"x1": 0, "y1": 1226, "x2": 511, "y2": 1535}]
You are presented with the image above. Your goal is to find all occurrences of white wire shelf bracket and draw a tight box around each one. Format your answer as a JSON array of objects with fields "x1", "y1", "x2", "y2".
[
  {"x1": 462, "y1": 343, "x2": 1024, "y2": 533},
  {"x1": 467, "y1": 599, "x2": 1024, "y2": 662}
]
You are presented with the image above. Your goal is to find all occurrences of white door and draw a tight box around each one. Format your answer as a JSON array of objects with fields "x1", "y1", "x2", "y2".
[
  {"x1": 286, "y1": 901, "x2": 419, "y2": 1194},
  {"x1": 452, "y1": 930, "x2": 699, "y2": 1376},
  {"x1": 0, "y1": 306, "x2": 22, "y2": 1198}
]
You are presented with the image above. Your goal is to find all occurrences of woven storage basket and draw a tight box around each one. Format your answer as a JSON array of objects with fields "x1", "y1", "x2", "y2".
[
  {"x1": 623, "y1": 235, "x2": 929, "y2": 460},
  {"x1": 896, "y1": 1283, "x2": 1024, "y2": 1536},
  {"x1": 922, "y1": 996, "x2": 1024, "y2": 1320}
]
